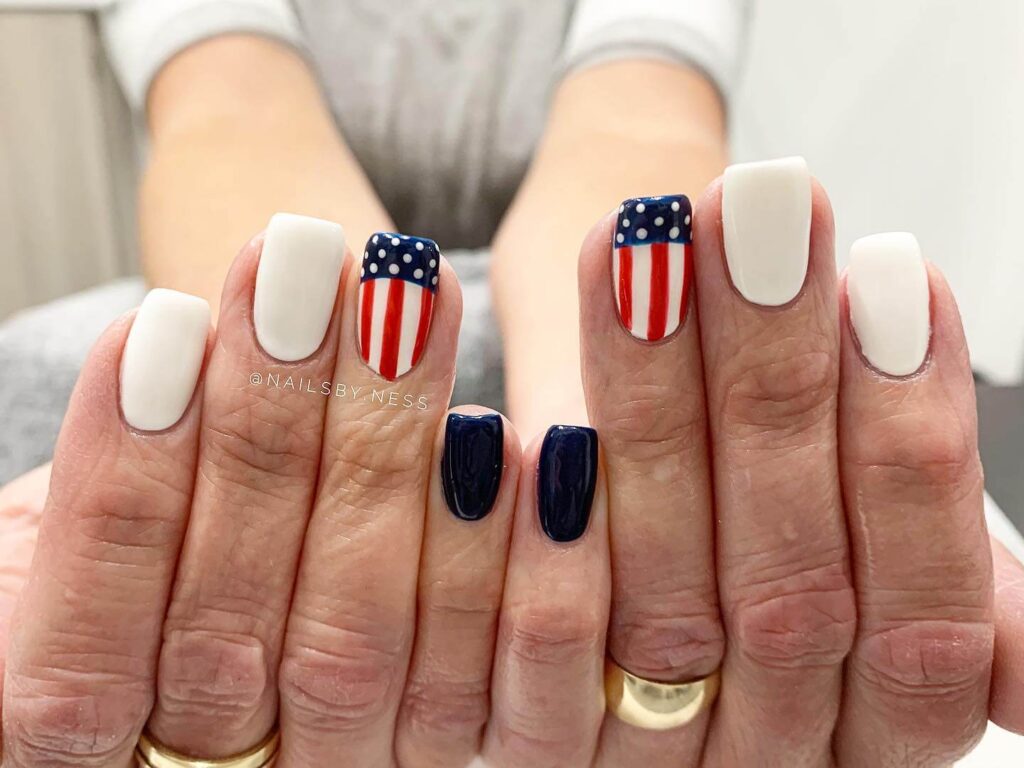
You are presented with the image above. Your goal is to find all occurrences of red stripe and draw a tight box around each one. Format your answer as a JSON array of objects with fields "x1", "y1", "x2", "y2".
[
  {"x1": 647, "y1": 241, "x2": 669, "y2": 341},
  {"x1": 411, "y1": 288, "x2": 434, "y2": 367},
  {"x1": 618, "y1": 246, "x2": 633, "y2": 330},
  {"x1": 379, "y1": 279, "x2": 405, "y2": 380},
  {"x1": 359, "y1": 280, "x2": 374, "y2": 363},
  {"x1": 680, "y1": 243, "x2": 694, "y2": 324}
]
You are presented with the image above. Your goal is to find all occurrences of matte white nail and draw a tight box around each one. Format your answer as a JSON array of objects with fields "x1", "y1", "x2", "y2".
[
  {"x1": 121, "y1": 289, "x2": 210, "y2": 431},
  {"x1": 847, "y1": 232, "x2": 930, "y2": 376},
  {"x1": 254, "y1": 213, "x2": 346, "y2": 361},
  {"x1": 722, "y1": 156, "x2": 812, "y2": 306}
]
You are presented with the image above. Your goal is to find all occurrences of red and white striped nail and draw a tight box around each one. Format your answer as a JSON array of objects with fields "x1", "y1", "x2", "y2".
[
  {"x1": 613, "y1": 195, "x2": 693, "y2": 342},
  {"x1": 357, "y1": 232, "x2": 440, "y2": 380}
]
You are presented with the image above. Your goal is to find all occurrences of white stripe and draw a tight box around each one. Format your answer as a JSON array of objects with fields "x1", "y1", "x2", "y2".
[
  {"x1": 369, "y1": 279, "x2": 389, "y2": 371},
  {"x1": 395, "y1": 284, "x2": 424, "y2": 377},
  {"x1": 630, "y1": 245, "x2": 652, "y2": 339},
  {"x1": 612, "y1": 248, "x2": 621, "y2": 317},
  {"x1": 665, "y1": 242, "x2": 686, "y2": 336}
]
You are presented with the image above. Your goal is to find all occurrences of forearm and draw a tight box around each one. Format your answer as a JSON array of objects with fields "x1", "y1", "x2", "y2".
[
  {"x1": 492, "y1": 60, "x2": 728, "y2": 439},
  {"x1": 142, "y1": 35, "x2": 391, "y2": 315}
]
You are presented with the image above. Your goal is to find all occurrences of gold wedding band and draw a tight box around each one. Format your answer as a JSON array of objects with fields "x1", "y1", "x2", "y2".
[
  {"x1": 604, "y1": 659, "x2": 720, "y2": 731},
  {"x1": 135, "y1": 729, "x2": 280, "y2": 768}
]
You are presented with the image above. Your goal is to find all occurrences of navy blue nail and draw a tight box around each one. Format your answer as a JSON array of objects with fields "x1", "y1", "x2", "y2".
[
  {"x1": 441, "y1": 413, "x2": 504, "y2": 521},
  {"x1": 538, "y1": 425, "x2": 599, "y2": 543}
]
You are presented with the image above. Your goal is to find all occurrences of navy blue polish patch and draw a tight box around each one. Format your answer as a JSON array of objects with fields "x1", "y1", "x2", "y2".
[
  {"x1": 441, "y1": 413, "x2": 504, "y2": 522},
  {"x1": 360, "y1": 232, "x2": 440, "y2": 292},
  {"x1": 614, "y1": 195, "x2": 692, "y2": 248},
  {"x1": 537, "y1": 425, "x2": 599, "y2": 543}
]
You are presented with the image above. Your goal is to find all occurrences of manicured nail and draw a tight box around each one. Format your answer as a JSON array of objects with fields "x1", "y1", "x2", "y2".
[
  {"x1": 121, "y1": 289, "x2": 209, "y2": 431},
  {"x1": 358, "y1": 232, "x2": 440, "y2": 380},
  {"x1": 441, "y1": 413, "x2": 504, "y2": 521},
  {"x1": 538, "y1": 425, "x2": 598, "y2": 543},
  {"x1": 613, "y1": 195, "x2": 693, "y2": 341},
  {"x1": 722, "y1": 156, "x2": 811, "y2": 306},
  {"x1": 848, "y1": 232, "x2": 930, "y2": 376},
  {"x1": 254, "y1": 212, "x2": 346, "y2": 362}
]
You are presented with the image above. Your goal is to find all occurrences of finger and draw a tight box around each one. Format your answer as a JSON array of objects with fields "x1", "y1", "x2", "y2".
[
  {"x1": 394, "y1": 408, "x2": 521, "y2": 768},
  {"x1": 991, "y1": 537, "x2": 1024, "y2": 735},
  {"x1": 578, "y1": 198, "x2": 724, "y2": 766},
  {"x1": 278, "y1": 234, "x2": 459, "y2": 767},
  {"x1": 696, "y1": 159, "x2": 857, "y2": 767},
  {"x1": 482, "y1": 426, "x2": 609, "y2": 768},
  {"x1": 145, "y1": 214, "x2": 347, "y2": 757},
  {"x1": 2, "y1": 290, "x2": 209, "y2": 767},
  {"x1": 835, "y1": 237, "x2": 993, "y2": 765}
]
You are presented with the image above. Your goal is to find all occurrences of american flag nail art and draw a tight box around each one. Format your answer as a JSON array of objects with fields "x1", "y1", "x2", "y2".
[
  {"x1": 358, "y1": 232, "x2": 440, "y2": 380},
  {"x1": 613, "y1": 195, "x2": 693, "y2": 342}
]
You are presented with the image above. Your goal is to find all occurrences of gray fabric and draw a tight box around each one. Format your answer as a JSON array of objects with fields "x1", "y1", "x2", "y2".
[{"x1": 0, "y1": 252, "x2": 502, "y2": 485}]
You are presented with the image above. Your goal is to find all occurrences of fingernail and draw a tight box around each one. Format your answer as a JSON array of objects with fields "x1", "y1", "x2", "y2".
[
  {"x1": 613, "y1": 195, "x2": 694, "y2": 341},
  {"x1": 254, "y1": 212, "x2": 346, "y2": 362},
  {"x1": 722, "y1": 156, "x2": 811, "y2": 306},
  {"x1": 358, "y1": 232, "x2": 440, "y2": 380},
  {"x1": 441, "y1": 413, "x2": 504, "y2": 521},
  {"x1": 538, "y1": 425, "x2": 598, "y2": 543},
  {"x1": 847, "y1": 232, "x2": 930, "y2": 376},
  {"x1": 121, "y1": 289, "x2": 210, "y2": 431}
]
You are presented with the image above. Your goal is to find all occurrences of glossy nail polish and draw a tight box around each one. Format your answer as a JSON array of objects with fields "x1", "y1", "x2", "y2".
[
  {"x1": 358, "y1": 232, "x2": 440, "y2": 380},
  {"x1": 121, "y1": 289, "x2": 209, "y2": 431},
  {"x1": 441, "y1": 414, "x2": 504, "y2": 521},
  {"x1": 613, "y1": 195, "x2": 693, "y2": 341},
  {"x1": 254, "y1": 213, "x2": 346, "y2": 361},
  {"x1": 847, "y1": 232, "x2": 930, "y2": 376},
  {"x1": 538, "y1": 425, "x2": 599, "y2": 543},
  {"x1": 722, "y1": 157, "x2": 811, "y2": 306}
]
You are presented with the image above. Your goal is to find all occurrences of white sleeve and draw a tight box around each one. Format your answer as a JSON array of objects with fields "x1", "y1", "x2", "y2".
[
  {"x1": 100, "y1": 0, "x2": 305, "y2": 111},
  {"x1": 563, "y1": 0, "x2": 752, "y2": 105}
]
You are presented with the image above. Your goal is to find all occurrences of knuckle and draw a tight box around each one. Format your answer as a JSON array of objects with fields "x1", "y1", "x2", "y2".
[
  {"x1": 204, "y1": 400, "x2": 319, "y2": 489},
  {"x1": 600, "y1": 383, "x2": 707, "y2": 460},
  {"x1": 855, "y1": 620, "x2": 994, "y2": 698},
  {"x1": 400, "y1": 675, "x2": 490, "y2": 738},
  {"x1": 731, "y1": 563, "x2": 857, "y2": 669},
  {"x1": 612, "y1": 607, "x2": 726, "y2": 681},
  {"x1": 4, "y1": 671, "x2": 148, "y2": 765},
  {"x1": 156, "y1": 629, "x2": 271, "y2": 722},
  {"x1": 502, "y1": 602, "x2": 606, "y2": 668},
  {"x1": 856, "y1": 415, "x2": 981, "y2": 497},
  {"x1": 720, "y1": 346, "x2": 836, "y2": 435},
  {"x1": 279, "y1": 628, "x2": 404, "y2": 732}
]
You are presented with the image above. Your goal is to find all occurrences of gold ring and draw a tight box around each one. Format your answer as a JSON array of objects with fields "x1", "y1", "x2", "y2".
[
  {"x1": 604, "y1": 658, "x2": 720, "y2": 731},
  {"x1": 135, "y1": 729, "x2": 280, "y2": 768}
]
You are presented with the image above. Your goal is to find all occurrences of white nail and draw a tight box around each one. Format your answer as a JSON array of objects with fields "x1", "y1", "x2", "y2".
[
  {"x1": 254, "y1": 213, "x2": 346, "y2": 361},
  {"x1": 722, "y1": 156, "x2": 812, "y2": 306},
  {"x1": 847, "y1": 232, "x2": 930, "y2": 376},
  {"x1": 121, "y1": 289, "x2": 210, "y2": 431}
]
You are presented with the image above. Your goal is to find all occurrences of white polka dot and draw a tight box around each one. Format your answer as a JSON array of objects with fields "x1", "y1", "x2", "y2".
[
  {"x1": 373, "y1": 235, "x2": 379, "y2": 244},
  {"x1": 403, "y1": 253, "x2": 412, "y2": 263},
  {"x1": 622, "y1": 219, "x2": 630, "y2": 228},
  {"x1": 669, "y1": 227, "x2": 680, "y2": 239},
  {"x1": 636, "y1": 228, "x2": 648, "y2": 240},
  {"x1": 416, "y1": 242, "x2": 425, "y2": 251},
  {"x1": 388, "y1": 264, "x2": 400, "y2": 275},
  {"x1": 413, "y1": 268, "x2": 424, "y2": 279},
  {"x1": 429, "y1": 259, "x2": 437, "y2": 268},
  {"x1": 391, "y1": 237, "x2": 401, "y2": 246},
  {"x1": 378, "y1": 249, "x2": 386, "y2": 258},
  {"x1": 618, "y1": 204, "x2": 625, "y2": 213},
  {"x1": 360, "y1": 267, "x2": 365, "y2": 277},
  {"x1": 369, "y1": 262, "x2": 378, "y2": 274},
  {"x1": 636, "y1": 203, "x2": 646, "y2": 213},
  {"x1": 432, "y1": 276, "x2": 438, "y2": 285},
  {"x1": 654, "y1": 216, "x2": 664, "y2": 226},
  {"x1": 671, "y1": 201, "x2": 680, "y2": 212},
  {"x1": 363, "y1": 251, "x2": 369, "y2": 260},
  {"x1": 400, "y1": 235, "x2": 409, "y2": 240},
  {"x1": 685, "y1": 214, "x2": 691, "y2": 225},
  {"x1": 616, "y1": 233, "x2": 624, "y2": 243}
]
